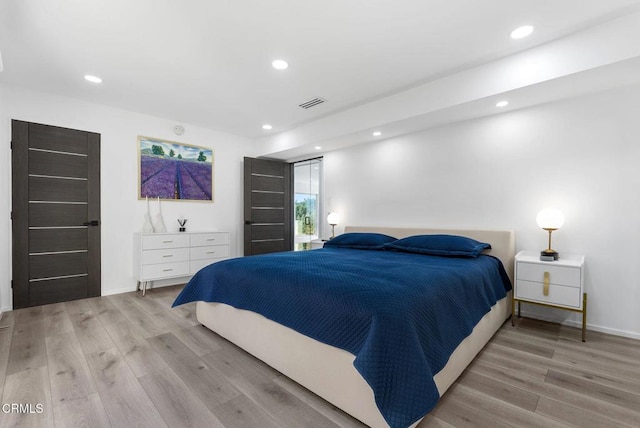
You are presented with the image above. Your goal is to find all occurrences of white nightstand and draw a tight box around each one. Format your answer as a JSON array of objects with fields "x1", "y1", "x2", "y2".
[
  {"x1": 512, "y1": 250, "x2": 587, "y2": 341},
  {"x1": 310, "y1": 239, "x2": 327, "y2": 249}
]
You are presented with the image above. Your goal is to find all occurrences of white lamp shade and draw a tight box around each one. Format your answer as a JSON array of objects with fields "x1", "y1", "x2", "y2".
[
  {"x1": 327, "y1": 212, "x2": 340, "y2": 225},
  {"x1": 536, "y1": 208, "x2": 565, "y2": 230}
]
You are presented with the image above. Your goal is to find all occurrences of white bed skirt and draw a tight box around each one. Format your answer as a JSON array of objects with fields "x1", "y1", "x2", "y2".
[{"x1": 196, "y1": 292, "x2": 511, "y2": 428}]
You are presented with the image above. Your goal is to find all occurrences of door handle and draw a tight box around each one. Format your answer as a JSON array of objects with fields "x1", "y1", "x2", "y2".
[
  {"x1": 244, "y1": 220, "x2": 253, "y2": 225},
  {"x1": 83, "y1": 220, "x2": 100, "y2": 227}
]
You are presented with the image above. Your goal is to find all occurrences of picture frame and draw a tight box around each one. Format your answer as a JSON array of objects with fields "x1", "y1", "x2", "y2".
[{"x1": 138, "y1": 136, "x2": 214, "y2": 202}]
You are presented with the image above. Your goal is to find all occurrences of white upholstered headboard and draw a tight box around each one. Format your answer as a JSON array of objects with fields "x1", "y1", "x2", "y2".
[{"x1": 344, "y1": 226, "x2": 515, "y2": 284}]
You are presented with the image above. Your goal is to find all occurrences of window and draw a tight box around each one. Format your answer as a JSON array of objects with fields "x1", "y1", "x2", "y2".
[{"x1": 293, "y1": 158, "x2": 322, "y2": 251}]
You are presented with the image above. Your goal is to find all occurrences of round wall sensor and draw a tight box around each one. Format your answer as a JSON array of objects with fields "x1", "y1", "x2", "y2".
[{"x1": 174, "y1": 125, "x2": 185, "y2": 135}]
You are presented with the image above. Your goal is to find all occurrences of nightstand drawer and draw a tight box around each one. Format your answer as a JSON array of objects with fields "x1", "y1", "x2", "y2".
[
  {"x1": 142, "y1": 261, "x2": 190, "y2": 280},
  {"x1": 517, "y1": 262, "x2": 581, "y2": 288},
  {"x1": 190, "y1": 245, "x2": 230, "y2": 261},
  {"x1": 515, "y1": 279, "x2": 581, "y2": 309},
  {"x1": 142, "y1": 248, "x2": 189, "y2": 265}
]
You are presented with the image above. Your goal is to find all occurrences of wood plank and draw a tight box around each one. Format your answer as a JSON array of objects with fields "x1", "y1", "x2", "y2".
[
  {"x1": 429, "y1": 389, "x2": 514, "y2": 428},
  {"x1": 202, "y1": 348, "x2": 340, "y2": 428},
  {"x1": 0, "y1": 316, "x2": 15, "y2": 399},
  {"x1": 544, "y1": 369, "x2": 640, "y2": 412},
  {"x1": 1, "y1": 366, "x2": 54, "y2": 428},
  {"x1": 171, "y1": 324, "x2": 224, "y2": 356},
  {"x1": 130, "y1": 292, "x2": 194, "y2": 332},
  {"x1": 45, "y1": 332, "x2": 96, "y2": 405},
  {"x1": 469, "y1": 359, "x2": 640, "y2": 427},
  {"x1": 214, "y1": 395, "x2": 282, "y2": 428},
  {"x1": 155, "y1": 295, "x2": 199, "y2": 326},
  {"x1": 41, "y1": 303, "x2": 74, "y2": 337},
  {"x1": 85, "y1": 347, "x2": 167, "y2": 428},
  {"x1": 94, "y1": 302, "x2": 169, "y2": 378},
  {"x1": 483, "y1": 341, "x2": 640, "y2": 395},
  {"x1": 146, "y1": 333, "x2": 241, "y2": 410},
  {"x1": 64, "y1": 299, "x2": 115, "y2": 355},
  {"x1": 416, "y1": 414, "x2": 457, "y2": 428},
  {"x1": 443, "y1": 383, "x2": 565, "y2": 428},
  {"x1": 272, "y1": 374, "x2": 367, "y2": 428},
  {"x1": 53, "y1": 393, "x2": 110, "y2": 428},
  {"x1": 456, "y1": 369, "x2": 539, "y2": 411},
  {"x1": 535, "y1": 396, "x2": 626, "y2": 428},
  {"x1": 6, "y1": 316, "x2": 46, "y2": 375},
  {"x1": 107, "y1": 293, "x2": 168, "y2": 338},
  {"x1": 139, "y1": 367, "x2": 225, "y2": 428}
]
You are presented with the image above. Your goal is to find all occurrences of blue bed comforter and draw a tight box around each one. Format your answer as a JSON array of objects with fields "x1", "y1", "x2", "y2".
[{"x1": 173, "y1": 248, "x2": 511, "y2": 428}]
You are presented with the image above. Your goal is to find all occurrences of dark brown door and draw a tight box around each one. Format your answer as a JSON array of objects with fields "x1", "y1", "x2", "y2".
[
  {"x1": 12, "y1": 120, "x2": 101, "y2": 308},
  {"x1": 243, "y1": 157, "x2": 292, "y2": 255}
]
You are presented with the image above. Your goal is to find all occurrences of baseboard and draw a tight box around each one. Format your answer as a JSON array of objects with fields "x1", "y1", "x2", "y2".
[{"x1": 518, "y1": 309, "x2": 640, "y2": 341}]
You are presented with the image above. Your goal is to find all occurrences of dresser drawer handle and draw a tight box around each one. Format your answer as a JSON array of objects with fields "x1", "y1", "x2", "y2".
[
  {"x1": 162, "y1": 240, "x2": 173, "y2": 243},
  {"x1": 162, "y1": 255, "x2": 173, "y2": 258},
  {"x1": 206, "y1": 251, "x2": 216, "y2": 254},
  {"x1": 206, "y1": 238, "x2": 216, "y2": 241},
  {"x1": 162, "y1": 268, "x2": 173, "y2": 272},
  {"x1": 543, "y1": 271, "x2": 550, "y2": 296}
]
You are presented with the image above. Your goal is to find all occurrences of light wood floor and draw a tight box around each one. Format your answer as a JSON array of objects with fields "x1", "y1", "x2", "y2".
[{"x1": 1, "y1": 285, "x2": 639, "y2": 428}]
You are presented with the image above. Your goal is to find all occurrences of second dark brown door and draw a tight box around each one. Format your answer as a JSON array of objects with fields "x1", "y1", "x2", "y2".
[{"x1": 243, "y1": 157, "x2": 292, "y2": 255}]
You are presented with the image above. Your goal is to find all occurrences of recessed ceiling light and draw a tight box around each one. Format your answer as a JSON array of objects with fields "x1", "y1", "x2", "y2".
[
  {"x1": 510, "y1": 25, "x2": 534, "y2": 39},
  {"x1": 84, "y1": 74, "x2": 102, "y2": 83},
  {"x1": 262, "y1": 124, "x2": 273, "y2": 130},
  {"x1": 272, "y1": 60, "x2": 289, "y2": 70},
  {"x1": 496, "y1": 100, "x2": 509, "y2": 108},
  {"x1": 372, "y1": 131, "x2": 382, "y2": 136},
  {"x1": 314, "y1": 146, "x2": 322, "y2": 150}
]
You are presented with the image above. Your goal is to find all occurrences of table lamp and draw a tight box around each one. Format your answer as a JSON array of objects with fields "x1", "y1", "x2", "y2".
[
  {"x1": 327, "y1": 212, "x2": 340, "y2": 239},
  {"x1": 536, "y1": 208, "x2": 564, "y2": 260}
]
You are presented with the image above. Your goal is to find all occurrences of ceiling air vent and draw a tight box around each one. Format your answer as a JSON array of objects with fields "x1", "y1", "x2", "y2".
[{"x1": 298, "y1": 97, "x2": 327, "y2": 110}]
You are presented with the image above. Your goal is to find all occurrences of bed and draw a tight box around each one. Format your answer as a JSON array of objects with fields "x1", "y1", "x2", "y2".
[{"x1": 173, "y1": 226, "x2": 515, "y2": 428}]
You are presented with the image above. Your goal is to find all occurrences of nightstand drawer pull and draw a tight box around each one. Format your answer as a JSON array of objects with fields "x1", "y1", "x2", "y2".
[{"x1": 543, "y1": 271, "x2": 550, "y2": 296}]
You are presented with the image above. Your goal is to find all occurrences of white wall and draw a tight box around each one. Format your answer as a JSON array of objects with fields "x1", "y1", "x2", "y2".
[
  {"x1": 0, "y1": 83, "x2": 253, "y2": 311},
  {"x1": 324, "y1": 83, "x2": 640, "y2": 339}
]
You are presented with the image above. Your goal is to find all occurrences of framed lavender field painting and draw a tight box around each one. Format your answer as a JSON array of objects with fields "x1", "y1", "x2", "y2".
[{"x1": 138, "y1": 136, "x2": 214, "y2": 201}]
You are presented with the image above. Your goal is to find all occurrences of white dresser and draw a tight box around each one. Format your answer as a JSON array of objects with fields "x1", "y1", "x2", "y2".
[{"x1": 133, "y1": 231, "x2": 230, "y2": 295}]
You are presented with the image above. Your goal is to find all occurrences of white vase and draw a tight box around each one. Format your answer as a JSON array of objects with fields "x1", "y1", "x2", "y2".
[
  {"x1": 142, "y1": 197, "x2": 155, "y2": 233},
  {"x1": 153, "y1": 197, "x2": 167, "y2": 233}
]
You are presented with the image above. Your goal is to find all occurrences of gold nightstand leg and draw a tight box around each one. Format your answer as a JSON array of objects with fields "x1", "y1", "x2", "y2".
[
  {"x1": 582, "y1": 292, "x2": 588, "y2": 342},
  {"x1": 517, "y1": 301, "x2": 521, "y2": 318}
]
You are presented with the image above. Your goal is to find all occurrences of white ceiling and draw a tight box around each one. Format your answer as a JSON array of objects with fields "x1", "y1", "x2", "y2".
[{"x1": 1, "y1": 1, "x2": 640, "y2": 140}]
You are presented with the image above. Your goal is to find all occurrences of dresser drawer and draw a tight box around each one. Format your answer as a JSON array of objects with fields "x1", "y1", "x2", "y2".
[
  {"x1": 517, "y1": 262, "x2": 581, "y2": 288},
  {"x1": 191, "y1": 232, "x2": 229, "y2": 247},
  {"x1": 142, "y1": 234, "x2": 190, "y2": 250},
  {"x1": 515, "y1": 279, "x2": 582, "y2": 309},
  {"x1": 142, "y1": 261, "x2": 190, "y2": 280},
  {"x1": 142, "y1": 248, "x2": 189, "y2": 265},
  {"x1": 190, "y1": 245, "x2": 230, "y2": 261}
]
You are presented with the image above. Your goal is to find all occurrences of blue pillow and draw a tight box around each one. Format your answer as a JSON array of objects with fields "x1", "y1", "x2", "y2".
[
  {"x1": 383, "y1": 234, "x2": 491, "y2": 257},
  {"x1": 323, "y1": 233, "x2": 397, "y2": 250}
]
